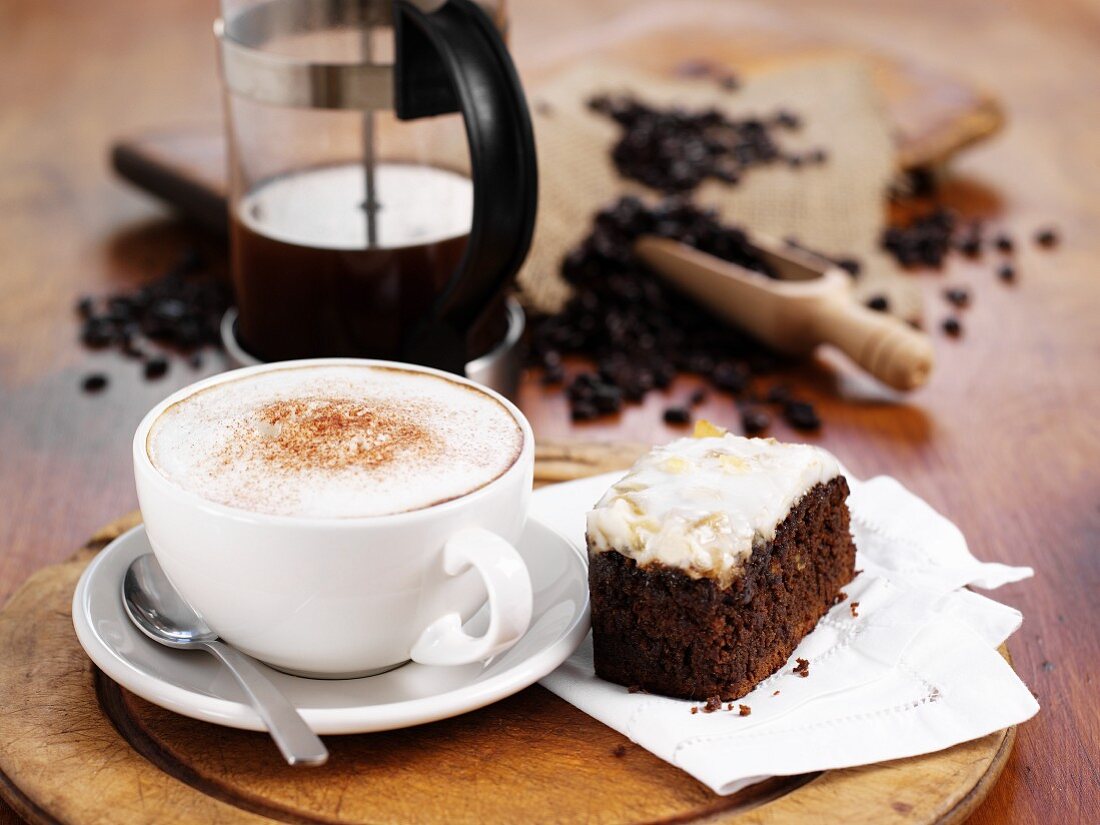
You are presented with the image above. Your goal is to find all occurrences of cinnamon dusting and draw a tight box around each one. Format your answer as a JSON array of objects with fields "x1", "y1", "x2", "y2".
[{"x1": 228, "y1": 397, "x2": 436, "y2": 472}]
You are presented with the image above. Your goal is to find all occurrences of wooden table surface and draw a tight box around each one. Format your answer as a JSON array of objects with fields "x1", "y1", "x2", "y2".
[{"x1": 1, "y1": 0, "x2": 1096, "y2": 823}]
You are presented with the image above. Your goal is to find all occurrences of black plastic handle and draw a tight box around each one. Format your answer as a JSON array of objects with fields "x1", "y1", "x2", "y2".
[{"x1": 394, "y1": 0, "x2": 538, "y2": 374}]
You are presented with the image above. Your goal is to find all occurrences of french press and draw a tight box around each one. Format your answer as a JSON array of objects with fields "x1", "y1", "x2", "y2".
[{"x1": 216, "y1": 0, "x2": 537, "y2": 381}]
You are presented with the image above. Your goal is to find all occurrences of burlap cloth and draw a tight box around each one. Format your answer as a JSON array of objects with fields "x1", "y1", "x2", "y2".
[{"x1": 498, "y1": 56, "x2": 920, "y2": 321}]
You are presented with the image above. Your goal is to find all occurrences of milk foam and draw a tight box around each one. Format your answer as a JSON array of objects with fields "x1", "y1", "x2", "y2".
[{"x1": 147, "y1": 365, "x2": 523, "y2": 518}]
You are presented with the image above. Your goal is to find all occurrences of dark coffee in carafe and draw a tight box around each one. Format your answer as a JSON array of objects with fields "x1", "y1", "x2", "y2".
[{"x1": 231, "y1": 161, "x2": 502, "y2": 363}]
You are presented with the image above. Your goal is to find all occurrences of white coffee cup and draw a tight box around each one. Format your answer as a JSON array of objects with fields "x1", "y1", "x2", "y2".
[{"x1": 132, "y1": 358, "x2": 534, "y2": 678}]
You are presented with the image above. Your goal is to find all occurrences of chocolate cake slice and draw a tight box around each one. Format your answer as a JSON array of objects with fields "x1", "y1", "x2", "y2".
[{"x1": 586, "y1": 423, "x2": 855, "y2": 701}]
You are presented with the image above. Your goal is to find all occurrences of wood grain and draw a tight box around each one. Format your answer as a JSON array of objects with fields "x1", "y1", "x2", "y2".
[
  {"x1": 0, "y1": 450, "x2": 1014, "y2": 825},
  {"x1": 0, "y1": 0, "x2": 1097, "y2": 823}
]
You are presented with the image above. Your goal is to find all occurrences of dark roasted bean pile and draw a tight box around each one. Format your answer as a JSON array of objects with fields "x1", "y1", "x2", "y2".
[
  {"x1": 76, "y1": 248, "x2": 230, "y2": 391},
  {"x1": 880, "y1": 207, "x2": 958, "y2": 268},
  {"x1": 529, "y1": 196, "x2": 822, "y2": 432},
  {"x1": 587, "y1": 94, "x2": 826, "y2": 194}
]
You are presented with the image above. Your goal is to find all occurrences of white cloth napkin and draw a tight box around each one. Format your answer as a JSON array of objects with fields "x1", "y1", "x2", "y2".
[{"x1": 530, "y1": 471, "x2": 1038, "y2": 795}]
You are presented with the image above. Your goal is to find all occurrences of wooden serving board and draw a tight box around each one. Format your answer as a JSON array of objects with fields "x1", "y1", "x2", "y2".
[
  {"x1": 0, "y1": 442, "x2": 1014, "y2": 825},
  {"x1": 111, "y1": 1, "x2": 1003, "y2": 237}
]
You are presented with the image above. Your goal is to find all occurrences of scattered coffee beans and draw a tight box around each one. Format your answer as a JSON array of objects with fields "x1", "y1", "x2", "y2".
[
  {"x1": 663, "y1": 406, "x2": 692, "y2": 425},
  {"x1": 81, "y1": 373, "x2": 108, "y2": 393},
  {"x1": 943, "y1": 287, "x2": 970, "y2": 309},
  {"x1": 783, "y1": 400, "x2": 821, "y2": 431},
  {"x1": 866, "y1": 295, "x2": 889, "y2": 312},
  {"x1": 529, "y1": 196, "x2": 826, "y2": 431},
  {"x1": 1035, "y1": 227, "x2": 1059, "y2": 248},
  {"x1": 942, "y1": 317, "x2": 962, "y2": 337},
  {"x1": 998, "y1": 263, "x2": 1016, "y2": 283},
  {"x1": 740, "y1": 407, "x2": 771, "y2": 435},
  {"x1": 587, "y1": 94, "x2": 824, "y2": 194},
  {"x1": 880, "y1": 207, "x2": 957, "y2": 268},
  {"x1": 143, "y1": 355, "x2": 169, "y2": 380},
  {"x1": 74, "y1": 249, "x2": 230, "y2": 392}
]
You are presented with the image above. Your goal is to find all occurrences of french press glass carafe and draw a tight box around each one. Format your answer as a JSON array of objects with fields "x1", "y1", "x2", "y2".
[{"x1": 216, "y1": 0, "x2": 537, "y2": 376}]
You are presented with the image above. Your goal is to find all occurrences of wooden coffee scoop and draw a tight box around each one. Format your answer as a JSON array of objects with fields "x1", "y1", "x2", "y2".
[{"x1": 635, "y1": 234, "x2": 935, "y2": 391}]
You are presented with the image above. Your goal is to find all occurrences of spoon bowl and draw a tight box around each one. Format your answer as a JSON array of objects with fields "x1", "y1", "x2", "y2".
[
  {"x1": 121, "y1": 553, "x2": 328, "y2": 766},
  {"x1": 123, "y1": 554, "x2": 219, "y2": 646}
]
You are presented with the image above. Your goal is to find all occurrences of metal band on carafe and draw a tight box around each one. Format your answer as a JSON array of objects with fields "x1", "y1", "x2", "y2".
[{"x1": 215, "y1": 0, "x2": 502, "y2": 111}]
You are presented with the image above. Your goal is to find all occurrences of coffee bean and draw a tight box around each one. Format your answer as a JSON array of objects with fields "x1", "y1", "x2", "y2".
[
  {"x1": 571, "y1": 401, "x2": 598, "y2": 422},
  {"x1": 941, "y1": 317, "x2": 962, "y2": 337},
  {"x1": 773, "y1": 110, "x2": 801, "y2": 130},
  {"x1": 765, "y1": 384, "x2": 792, "y2": 404},
  {"x1": 957, "y1": 234, "x2": 982, "y2": 258},
  {"x1": 713, "y1": 361, "x2": 748, "y2": 393},
  {"x1": 541, "y1": 364, "x2": 565, "y2": 385},
  {"x1": 834, "y1": 257, "x2": 861, "y2": 277},
  {"x1": 1035, "y1": 227, "x2": 1059, "y2": 248},
  {"x1": 75, "y1": 296, "x2": 95, "y2": 318},
  {"x1": 143, "y1": 355, "x2": 169, "y2": 380},
  {"x1": 998, "y1": 263, "x2": 1016, "y2": 283},
  {"x1": 741, "y1": 408, "x2": 771, "y2": 435},
  {"x1": 81, "y1": 373, "x2": 108, "y2": 393},
  {"x1": 943, "y1": 287, "x2": 970, "y2": 308},
  {"x1": 80, "y1": 318, "x2": 115, "y2": 348},
  {"x1": 994, "y1": 234, "x2": 1014, "y2": 253},
  {"x1": 783, "y1": 400, "x2": 821, "y2": 431},
  {"x1": 663, "y1": 406, "x2": 692, "y2": 425},
  {"x1": 593, "y1": 385, "x2": 624, "y2": 414},
  {"x1": 866, "y1": 295, "x2": 889, "y2": 312}
]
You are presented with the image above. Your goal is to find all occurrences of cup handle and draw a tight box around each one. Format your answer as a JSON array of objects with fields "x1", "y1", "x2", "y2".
[{"x1": 410, "y1": 527, "x2": 533, "y2": 667}]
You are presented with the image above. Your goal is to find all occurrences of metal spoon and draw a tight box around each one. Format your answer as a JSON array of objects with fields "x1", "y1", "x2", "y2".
[{"x1": 122, "y1": 553, "x2": 328, "y2": 766}]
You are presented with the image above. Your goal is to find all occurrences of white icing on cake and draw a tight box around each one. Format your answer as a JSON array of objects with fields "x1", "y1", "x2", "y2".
[{"x1": 586, "y1": 434, "x2": 840, "y2": 581}]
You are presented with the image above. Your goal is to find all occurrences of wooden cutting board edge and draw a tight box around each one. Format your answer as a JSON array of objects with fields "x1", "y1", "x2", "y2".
[{"x1": 0, "y1": 442, "x2": 1016, "y2": 825}]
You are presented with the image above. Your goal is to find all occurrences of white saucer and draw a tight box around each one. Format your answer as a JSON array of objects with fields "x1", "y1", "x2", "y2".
[{"x1": 72, "y1": 518, "x2": 589, "y2": 735}]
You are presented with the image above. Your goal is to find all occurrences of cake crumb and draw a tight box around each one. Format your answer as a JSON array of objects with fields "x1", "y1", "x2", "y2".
[
  {"x1": 738, "y1": 704, "x2": 752, "y2": 716},
  {"x1": 794, "y1": 658, "x2": 810, "y2": 678},
  {"x1": 772, "y1": 690, "x2": 780, "y2": 696},
  {"x1": 850, "y1": 601, "x2": 860, "y2": 618},
  {"x1": 690, "y1": 706, "x2": 699, "y2": 715},
  {"x1": 833, "y1": 590, "x2": 848, "y2": 605},
  {"x1": 612, "y1": 744, "x2": 627, "y2": 757},
  {"x1": 703, "y1": 695, "x2": 722, "y2": 713},
  {"x1": 727, "y1": 702, "x2": 735, "y2": 711}
]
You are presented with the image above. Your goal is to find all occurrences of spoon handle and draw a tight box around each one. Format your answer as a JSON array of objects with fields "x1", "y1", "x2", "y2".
[{"x1": 202, "y1": 641, "x2": 328, "y2": 766}]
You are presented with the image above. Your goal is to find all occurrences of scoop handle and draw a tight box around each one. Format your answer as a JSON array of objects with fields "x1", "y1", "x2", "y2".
[{"x1": 810, "y1": 300, "x2": 935, "y2": 391}]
